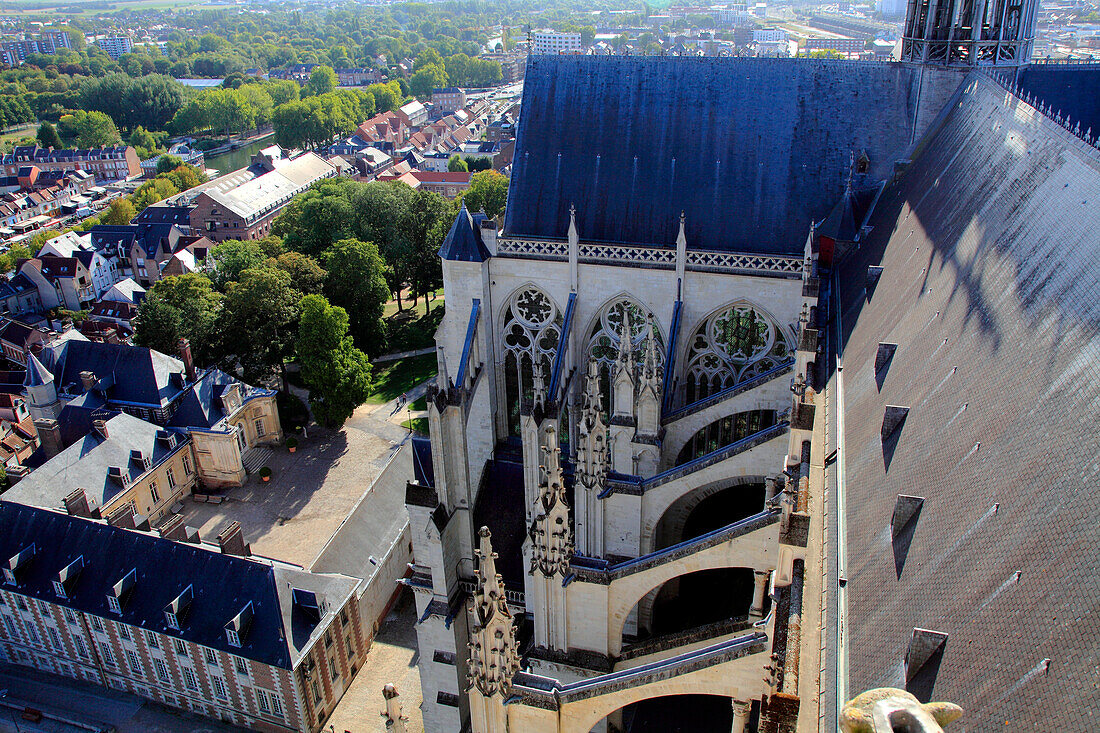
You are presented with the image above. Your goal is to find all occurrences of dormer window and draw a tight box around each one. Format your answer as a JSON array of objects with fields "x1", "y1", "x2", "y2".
[
  {"x1": 107, "y1": 568, "x2": 136, "y2": 614},
  {"x1": 4, "y1": 543, "x2": 35, "y2": 586},
  {"x1": 53, "y1": 555, "x2": 84, "y2": 599},
  {"x1": 164, "y1": 584, "x2": 193, "y2": 630},
  {"x1": 225, "y1": 601, "x2": 253, "y2": 648},
  {"x1": 107, "y1": 466, "x2": 129, "y2": 488},
  {"x1": 130, "y1": 449, "x2": 151, "y2": 472}
]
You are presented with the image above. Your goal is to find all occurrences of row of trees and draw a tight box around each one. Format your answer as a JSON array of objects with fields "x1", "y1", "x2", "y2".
[
  {"x1": 408, "y1": 48, "x2": 501, "y2": 98},
  {"x1": 134, "y1": 234, "x2": 383, "y2": 427}
]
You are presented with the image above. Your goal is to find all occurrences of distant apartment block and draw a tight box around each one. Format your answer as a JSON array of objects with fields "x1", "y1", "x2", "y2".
[
  {"x1": 0, "y1": 31, "x2": 72, "y2": 64},
  {"x1": 95, "y1": 36, "x2": 134, "y2": 60},
  {"x1": 432, "y1": 87, "x2": 467, "y2": 115},
  {"x1": 1, "y1": 145, "x2": 141, "y2": 182},
  {"x1": 804, "y1": 37, "x2": 867, "y2": 54},
  {"x1": 753, "y1": 27, "x2": 789, "y2": 43},
  {"x1": 531, "y1": 30, "x2": 582, "y2": 55}
]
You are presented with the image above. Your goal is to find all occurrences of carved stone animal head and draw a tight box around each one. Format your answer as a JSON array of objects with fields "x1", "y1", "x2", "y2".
[{"x1": 840, "y1": 688, "x2": 962, "y2": 733}]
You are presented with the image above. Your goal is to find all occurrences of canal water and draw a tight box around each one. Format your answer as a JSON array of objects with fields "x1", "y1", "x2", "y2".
[{"x1": 204, "y1": 136, "x2": 276, "y2": 175}]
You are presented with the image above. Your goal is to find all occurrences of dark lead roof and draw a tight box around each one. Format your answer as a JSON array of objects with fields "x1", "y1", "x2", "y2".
[
  {"x1": 505, "y1": 56, "x2": 962, "y2": 255},
  {"x1": 440, "y1": 203, "x2": 490, "y2": 262},
  {"x1": 837, "y1": 74, "x2": 1100, "y2": 731}
]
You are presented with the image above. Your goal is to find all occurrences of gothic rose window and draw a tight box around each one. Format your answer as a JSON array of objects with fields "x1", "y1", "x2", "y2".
[
  {"x1": 502, "y1": 287, "x2": 562, "y2": 434},
  {"x1": 683, "y1": 302, "x2": 793, "y2": 406},
  {"x1": 584, "y1": 298, "x2": 664, "y2": 416}
]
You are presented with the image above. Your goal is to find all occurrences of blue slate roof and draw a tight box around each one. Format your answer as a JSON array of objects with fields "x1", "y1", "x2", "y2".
[
  {"x1": 45, "y1": 340, "x2": 185, "y2": 407},
  {"x1": 505, "y1": 56, "x2": 962, "y2": 256},
  {"x1": 0, "y1": 502, "x2": 315, "y2": 669},
  {"x1": 1017, "y1": 63, "x2": 1100, "y2": 138},
  {"x1": 439, "y1": 203, "x2": 490, "y2": 262}
]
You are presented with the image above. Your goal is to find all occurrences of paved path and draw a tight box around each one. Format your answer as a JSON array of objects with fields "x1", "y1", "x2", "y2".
[
  {"x1": 373, "y1": 346, "x2": 435, "y2": 365},
  {"x1": 326, "y1": 593, "x2": 423, "y2": 733}
]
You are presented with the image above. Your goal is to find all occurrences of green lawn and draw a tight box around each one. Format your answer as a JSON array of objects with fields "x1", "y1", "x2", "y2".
[
  {"x1": 400, "y1": 417, "x2": 430, "y2": 434},
  {"x1": 382, "y1": 289, "x2": 442, "y2": 319},
  {"x1": 385, "y1": 302, "x2": 444, "y2": 353},
  {"x1": 366, "y1": 353, "x2": 437, "y2": 405}
]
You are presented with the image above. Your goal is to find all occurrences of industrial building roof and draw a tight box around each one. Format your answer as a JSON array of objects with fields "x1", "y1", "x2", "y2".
[
  {"x1": 198, "y1": 152, "x2": 336, "y2": 223},
  {"x1": 837, "y1": 73, "x2": 1100, "y2": 731}
]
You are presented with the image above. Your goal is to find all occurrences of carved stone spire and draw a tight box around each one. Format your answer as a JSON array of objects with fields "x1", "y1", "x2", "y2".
[
  {"x1": 615, "y1": 309, "x2": 634, "y2": 373},
  {"x1": 641, "y1": 317, "x2": 661, "y2": 384},
  {"x1": 576, "y1": 357, "x2": 608, "y2": 492},
  {"x1": 531, "y1": 357, "x2": 547, "y2": 414},
  {"x1": 530, "y1": 437, "x2": 573, "y2": 577},
  {"x1": 467, "y1": 528, "x2": 519, "y2": 698}
]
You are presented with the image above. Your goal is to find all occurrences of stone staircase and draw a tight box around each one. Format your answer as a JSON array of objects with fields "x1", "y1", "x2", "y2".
[{"x1": 242, "y1": 446, "x2": 274, "y2": 475}]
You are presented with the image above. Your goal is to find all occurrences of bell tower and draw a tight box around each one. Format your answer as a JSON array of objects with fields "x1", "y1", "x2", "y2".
[{"x1": 901, "y1": 0, "x2": 1037, "y2": 66}]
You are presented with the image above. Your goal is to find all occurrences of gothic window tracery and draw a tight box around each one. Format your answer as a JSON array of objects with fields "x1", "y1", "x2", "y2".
[
  {"x1": 501, "y1": 287, "x2": 562, "y2": 435},
  {"x1": 683, "y1": 301, "x2": 793, "y2": 405},
  {"x1": 584, "y1": 297, "x2": 664, "y2": 415}
]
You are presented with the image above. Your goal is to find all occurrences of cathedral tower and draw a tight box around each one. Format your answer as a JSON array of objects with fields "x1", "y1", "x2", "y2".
[{"x1": 901, "y1": 0, "x2": 1038, "y2": 66}]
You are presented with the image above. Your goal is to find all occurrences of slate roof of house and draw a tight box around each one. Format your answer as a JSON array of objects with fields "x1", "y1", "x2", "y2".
[
  {"x1": 440, "y1": 202, "x2": 490, "y2": 262},
  {"x1": 102, "y1": 278, "x2": 145, "y2": 304},
  {"x1": 836, "y1": 74, "x2": 1100, "y2": 731},
  {"x1": 132, "y1": 204, "x2": 192, "y2": 226},
  {"x1": 505, "y1": 56, "x2": 967, "y2": 255},
  {"x1": 3, "y1": 412, "x2": 184, "y2": 510},
  {"x1": 42, "y1": 340, "x2": 186, "y2": 407},
  {"x1": 167, "y1": 368, "x2": 253, "y2": 430},
  {"x1": 0, "y1": 502, "x2": 357, "y2": 669}
]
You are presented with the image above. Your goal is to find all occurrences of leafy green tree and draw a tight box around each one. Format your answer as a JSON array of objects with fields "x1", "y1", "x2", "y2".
[
  {"x1": 322, "y1": 238, "x2": 390, "y2": 355},
  {"x1": 156, "y1": 154, "x2": 185, "y2": 175},
  {"x1": 309, "y1": 65, "x2": 338, "y2": 95},
  {"x1": 366, "y1": 81, "x2": 400, "y2": 112},
  {"x1": 462, "y1": 170, "x2": 508, "y2": 219},
  {"x1": 409, "y1": 63, "x2": 448, "y2": 98},
  {"x1": 218, "y1": 267, "x2": 301, "y2": 386},
  {"x1": 267, "y1": 79, "x2": 301, "y2": 106},
  {"x1": 448, "y1": 154, "x2": 468, "y2": 172},
  {"x1": 295, "y1": 294, "x2": 373, "y2": 427},
  {"x1": 208, "y1": 239, "x2": 267, "y2": 290},
  {"x1": 274, "y1": 251, "x2": 327, "y2": 294},
  {"x1": 273, "y1": 178, "x2": 358, "y2": 254},
  {"x1": 131, "y1": 178, "x2": 179, "y2": 211},
  {"x1": 36, "y1": 122, "x2": 62, "y2": 149},
  {"x1": 398, "y1": 190, "x2": 451, "y2": 312},
  {"x1": 57, "y1": 111, "x2": 121, "y2": 148},
  {"x1": 135, "y1": 273, "x2": 223, "y2": 364},
  {"x1": 100, "y1": 198, "x2": 136, "y2": 225}
]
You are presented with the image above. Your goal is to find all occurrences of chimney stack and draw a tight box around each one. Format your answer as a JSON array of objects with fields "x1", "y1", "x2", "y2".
[
  {"x1": 62, "y1": 488, "x2": 99, "y2": 519},
  {"x1": 34, "y1": 418, "x2": 63, "y2": 458},
  {"x1": 92, "y1": 418, "x2": 109, "y2": 440},
  {"x1": 158, "y1": 514, "x2": 188, "y2": 541},
  {"x1": 178, "y1": 338, "x2": 196, "y2": 384},
  {"x1": 217, "y1": 521, "x2": 251, "y2": 557},
  {"x1": 79, "y1": 370, "x2": 97, "y2": 392},
  {"x1": 106, "y1": 503, "x2": 136, "y2": 529}
]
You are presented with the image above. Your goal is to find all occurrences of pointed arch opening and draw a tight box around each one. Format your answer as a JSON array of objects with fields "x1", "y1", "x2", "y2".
[
  {"x1": 681, "y1": 301, "x2": 794, "y2": 407},
  {"x1": 500, "y1": 286, "x2": 563, "y2": 435},
  {"x1": 583, "y1": 296, "x2": 665, "y2": 417}
]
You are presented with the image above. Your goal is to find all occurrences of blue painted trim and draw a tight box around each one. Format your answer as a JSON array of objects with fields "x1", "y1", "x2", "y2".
[
  {"x1": 662, "y1": 360, "x2": 794, "y2": 424},
  {"x1": 548, "y1": 292, "x2": 576, "y2": 400},
  {"x1": 662, "y1": 299, "x2": 683, "y2": 414},
  {"x1": 455, "y1": 299, "x2": 480, "y2": 387}
]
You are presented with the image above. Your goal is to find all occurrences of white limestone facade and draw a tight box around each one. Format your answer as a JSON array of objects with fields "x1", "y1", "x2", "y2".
[{"x1": 403, "y1": 206, "x2": 823, "y2": 732}]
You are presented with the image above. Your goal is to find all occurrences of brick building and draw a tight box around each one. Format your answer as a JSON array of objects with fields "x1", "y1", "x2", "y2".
[
  {"x1": 0, "y1": 502, "x2": 368, "y2": 732},
  {"x1": 188, "y1": 153, "x2": 336, "y2": 243},
  {"x1": 1, "y1": 146, "x2": 141, "y2": 182}
]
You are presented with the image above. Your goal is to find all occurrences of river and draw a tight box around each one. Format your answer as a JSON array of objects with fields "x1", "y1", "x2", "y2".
[{"x1": 204, "y1": 136, "x2": 276, "y2": 176}]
